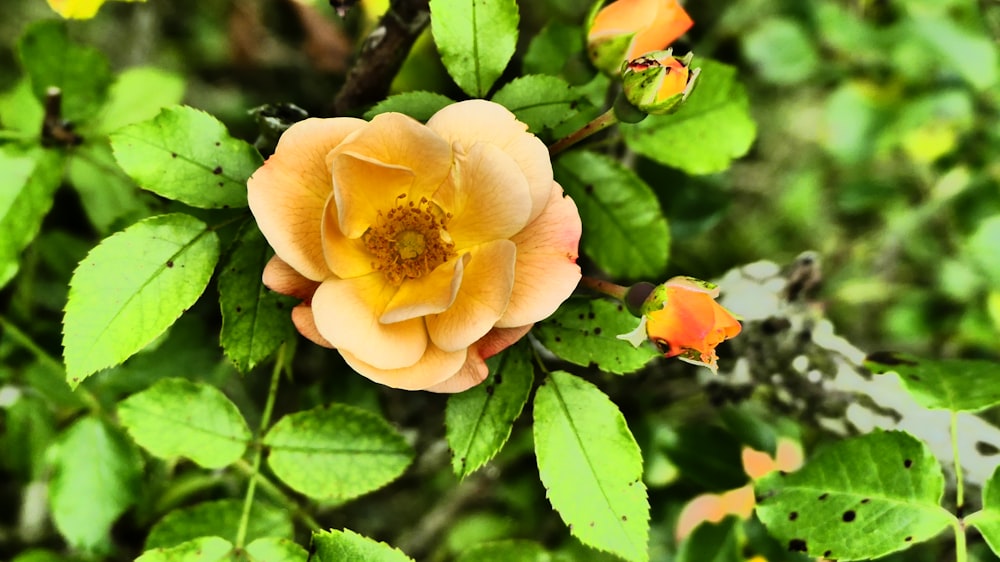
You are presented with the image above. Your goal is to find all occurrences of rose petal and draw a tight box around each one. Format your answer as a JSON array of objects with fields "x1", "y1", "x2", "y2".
[
  {"x1": 321, "y1": 191, "x2": 377, "y2": 279},
  {"x1": 426, "y1": 240, "x2": 516, "y2": 352},
  {"x1": 339, "y1": 343, "x2": 468, "y2": 390},
  {"x1": 427, "y1": 100, "x2": 552, "y2": 222},
  {"x1": 262, "y1": 255, "x2": 321, "y2": 301},
  {"x1": 381, "y1": 253, "x2": 468, "y2": 324},
  {"x1": 422, "y1": 325, "x2": 532, "y2": 393},
  {"x1": 434, "y1": 143, "x2": 532, "y2": 249},
  {"x1": 248, "y1": 117, "x2": 365, "y2": 281},
  {"x1": 631, "y1": 0, "x2": 692, "y2": 60},
  {"x1": 291, "y1": 303, "x2": 333, "y2": 348},
  {"x1": 496, "y1": 183, "x2": 582, "y2": 328},
  {"x1": 330, "y1": 152, "x2": 416, "y2": 238},
  {"x1": 311, "y1": 273, "x2": 428, "y2": 370}
]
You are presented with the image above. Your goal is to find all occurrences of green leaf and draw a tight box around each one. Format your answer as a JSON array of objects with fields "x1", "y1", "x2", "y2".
[
  {"x1": 968, "y1": 215, "x2": 1000, "y2": 286},
  {"x1": 0, "y1": 145, "x2": 64, "y2": 290},
  {"x1": 219, "y1": 223, "x2": 295, "y2": 372},
  {"x1": 0, "y1": 79, "x2": 45, "y2": 135},
  {"x1": 554, "y1": 151, "x2": 668, "y2": 278},
  {"x1": 754, "y1": 429, "x2": 954, "y2": 561},
  {"x1": 145, "y1": 499, "x2": 293, "y2": 549},
  {"x1": 110, "y1": 105, "x2": 262, "y2": 209},
  {"x1": 740, "y1": 19, "x2": 819, "y2": 86},
  {"x1": 363, "y1": 91, "x2": 454, "y2": 122},
  {"x1": 96, "y1": 67, "x2": 186, "y2": 134},
  {"x1": 446, "y1": 342, "x2": 534, "y2": 478},
  {"x1": 533, "y1": 371, "x2": 649, "y2": 562},
  {"x1": 245, "y1": 538, "x2": 309, "y2": 562},
  {"x1": 864, "y1": 352, "x2": 1000, "y2": 412},
  {"x1": 966, "y1": 465, "x2": 1000, "y2": 558},
  {"x1": 49, "y1": 417, "x2": 142, "y2": 552},
  {"x1": 456, "y1": 539, "x2": 551, "y2": 562},
  {"x1": 533, "y1": 298, "x2": 659, "y2": 375},
  {"x1": 622, "y1": 59, "x2": 756, "y2": 175},
  {"x1": 312, "y1": 529, "x2": 415, "y2": 562},
  {"x1": 429, "y1": 0, "x2": 519, "y2": 97},
  {"x1": 137, "y1": 536, "x2": 234, "y2": 562},
  {"x1": 67, "y1": 140, "x2": 153, "y2": 233},
  {"x1": 62, "y1": 213, "x2": 220, "y2": 386},
  {"x1": 675, "y1": 517, "x2": 741, "y2": 562},
  {"x1": 264, "y1": 404, "x2": 414, "y2": 501},
  {"x1": 491, "y1": 75, "x2": 581, "y2": 133},
  {"x1": 911, "y1": 15, "x2": 998, "y2": 91},
  {"x1": 117, "y1": 378, "x2": 251, "y2": 468},
  {"x1": 17, "y1": 20, "x2": 112, "y2": 124},
  {"x1": 523, "y1": 21, "x2": 583, "y2": 77}
]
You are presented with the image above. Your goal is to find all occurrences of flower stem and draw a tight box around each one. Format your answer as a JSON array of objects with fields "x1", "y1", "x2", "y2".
[
  {"x1": 953, "y1": 519, "x2": 967, "y2": 562},
  {"x1": 235, "y1": 344, "x2": 286, "y2": 548},
  {"x1": 951, "y1": 411, "x2": 965, "y2": 511},
  {"x1": 579, "y1": 276, "x2": 630, "y2": 301},
  {"x1": 548, "y1": 108, "x2": 619, "y2": 156},
  {"x1": 233, "y1": 459, "x2": 323, "y2": 532}
]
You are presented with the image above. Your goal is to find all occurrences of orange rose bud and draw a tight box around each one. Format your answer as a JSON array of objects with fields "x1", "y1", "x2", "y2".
[
  {"x1": 618, "y1": 276, "x2": 741, "y2": 372},
  {"x1": 587, "y1": 0, "x2": 694, "y2": 75},
  {"x1": 621, "y1": 50, "x2": 699, "y2": 115}
]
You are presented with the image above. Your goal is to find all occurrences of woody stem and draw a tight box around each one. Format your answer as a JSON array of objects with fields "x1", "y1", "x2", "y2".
[
  {"x1": 579, "y1": 276, "x2": 630, "y2": 301},
  {"x1": 548, "y1": 108, "x2": 619, "y2": 156}
]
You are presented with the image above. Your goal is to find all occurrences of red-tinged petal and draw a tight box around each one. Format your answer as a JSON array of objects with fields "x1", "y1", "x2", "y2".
[
  {"x1": 424, "y1": 325, "x2": 533, "y2": 393},
  {"x1": 589, "y1": 0, "x2": 659, "y2": 38},
  {"x1": 248, "y1": 117, "x2": 365, "y2": 281},
  {"x1": 496, "y1": 183, "x2": 582, "y2": 328},
  {"x1": 291, "y1": 303, "x2": 333, "y2": 348},
  {"x1": 340, "y1": 343, "x2": 468, "y2": 391},
  {"x1": 262, "y1": 255, "x2": 321, "y2": 301}
]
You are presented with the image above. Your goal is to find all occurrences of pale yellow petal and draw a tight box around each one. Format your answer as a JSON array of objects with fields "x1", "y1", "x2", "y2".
[
  {"x1": 426, "y1": 240, "x2": 516, "y2": 352},
  {"x1": 311, "y1": 274, "x2": 428, "y2": 370},
  {"x1": 381, "y1": 254, "x2": 467, "y2": 324},
  {"x1": 339, "y1": 343, "x2": 468, "y2": 390},
  {"x1": 425, "y1": 325, "x2": 532, "y2": 393},
  {"x1": 248, "y1": 117, "x2": 365, "y2": 281},
  {"x1": 433, "y1": 143, "x2": 532, "y2": 249},
  {"x1": 262, "y1": 255, "x2": 321, "y2": 300},
  {"x1": 330, "y1": 152, "x2": 415, "y2": 238},
  {"x1": 321, "y1": 192, "x2": 376, "y2": 279},
  {"x1": 427, "y1": 100, "x2": 552, "y2": 221},
  {"x1": 291, "y1": 304, "x2": 333, "y2": 348},
  {"x1": 496, "y1": 183, "x2": 582, "y2": 328}
]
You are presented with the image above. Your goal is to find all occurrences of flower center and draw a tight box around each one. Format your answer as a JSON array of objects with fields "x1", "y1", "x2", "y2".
[{"x1": 362, "y1": 194, "x2": 455, "y2": 285}]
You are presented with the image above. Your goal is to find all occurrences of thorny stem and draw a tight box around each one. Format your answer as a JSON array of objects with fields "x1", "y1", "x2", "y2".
[
  {"x1": 548, "y1": 108, "x2": 619, "y2": 156},
  {"x1": 235, "y1": 344, "x2": 286, "y2": 548},
  {"x1": 579, "y1": 276, "x2": 630, "y2": 301}
]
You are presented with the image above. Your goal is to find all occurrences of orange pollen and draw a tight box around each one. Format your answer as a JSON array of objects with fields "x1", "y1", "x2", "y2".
[{"x1": 362, "y1": 194, "x2": 455, "y2": 285}]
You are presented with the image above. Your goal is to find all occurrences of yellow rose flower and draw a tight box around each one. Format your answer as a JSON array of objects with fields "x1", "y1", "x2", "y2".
[{"x1": 248, "y1": 100, "x2": 582, "y2": 392}]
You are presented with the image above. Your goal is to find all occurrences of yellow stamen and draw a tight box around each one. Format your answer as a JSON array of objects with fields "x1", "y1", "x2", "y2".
[{"x1": 362, "y1": 195, "x2": 455, "y2": 285}]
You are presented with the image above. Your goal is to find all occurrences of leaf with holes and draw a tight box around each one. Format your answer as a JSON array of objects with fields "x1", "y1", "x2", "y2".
[
  {"x1": 533, "y1": 371, "x2": 649, "y2": 562},
  {"x1": 554, "y1": 151, "x2": 668, "y2": 278},
  {"x1": 446, "y1": 341, "x2": 533, "y2": 478},
  {"x1": 865, "y1": 352, "x2": 1000, "y2": 412},
  {"x1": 110, "y1": 105, "x2": 262, "y2": 209},
  {"x1": 136, "y1": 536, "x2": 233, "y2": 562},
  {"x1": 62, "y1": 213, "x2": 220, "y2": 386},
  {"x1": 312, "y1": 529, "x2": 414, "y2": 562},
  {"x1": 219, "y1": 223, "x2": 295, "y2": 373},
  {"x1": 429, "y1": 0, "x2": 519, "y2": 97},
  {"x1": 534, "y1": 299, "x2": 659, "y2": 375},
  {"x1": 264, "y1": 404, "x2": 413, "y2": 501},
  {"x1": 145, "y1": 499, "x2": 293, "y2": 550},
  {"x1": 0, "y1": 145, "x2": 63, "y2": 290},
  {"x1": 456, "y1": 539, "x2": 551, "y2": 562},
  {"x1": 363, "y1": 91, "x2": 454, "y2": 122},
  {"x1": 754, "y1": 429, "x2": 954, "y2": 561},
  {"x1": 491, "y1": 75, "x2": 582, "y2": 133},
  {"x1": 118, "y1": 378, "x2": 250, "y2": 469},
  {"x1": 967, "y1": 465, "x2": 1000, "y2": 557},
  {"x1": 621, "y1": 58, "x2": 756, "y2": 175}
]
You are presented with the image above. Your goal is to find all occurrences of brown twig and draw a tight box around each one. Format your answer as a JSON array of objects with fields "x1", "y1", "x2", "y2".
[{"x1": 330, "y1": 0, "x2": 430, "y2": 116}]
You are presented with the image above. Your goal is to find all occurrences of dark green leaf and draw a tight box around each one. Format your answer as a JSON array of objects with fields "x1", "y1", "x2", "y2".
[
  {"x1": 554, "y1": 150, "x2": 669, "y2": 278},
  {"x1": 741, "y1": 19, "x2": 819, "y2": 86},
  {"x1": 755, "y1": 430, "x2": 954, "y2": 561},
  {"x1": 429, "y1": 0, "x2": 519, "y2": 97},
  {"x1": 864, "y1": 352, "x2": 1000, "y2": 412},
  {"x1": 264, "y1": 404, "x2": 414, "y2": 501},
  {"x1": 0, "y1": 145, "x2": 63, "y2": 290},
  {"x1": 523, "y1": 21, "x2": 583, "y2": 77},
  {"x1": 17, "y1": 20, "x2": 112, "y2": 124},
  {"x1": 219, "y1": 223, "x2": 295, "y2": 372},
  {"x1": 622, "y1": 59, "x2": 756, "y2": 175},
  {"x1": 145, "y1": 499, "x2": 293, "y2": 549},
  {"x1": 312, "y1": 529, "x2": 414, "y2": 562},
  {"x1": 534, "y1": 298, "x2": 659, "y2": 375},
  {"x1": 67, "y1": 140, "x2": 152, "y2": 234},
  {"x1": 363, "y1": 91, "x2": 454, "y2": 122},
  {"x1": 491, "y1": 75, "x2": 581, "y2": 133},
  {"x1": 675, "y1": 517, "x2": 741, "y2": 562},
  {"x1": 446, "y1": 342, "x2": 533, "y2": 477},
  {"x1": 110, "y1": 105, "x2": 261, "y2": 209},
  {"x1": 62, "y1": 213, "x2": 220, "y2": 386},
  {"x1": 533, "y1": 371, "x2": 649, "y2": 562}
]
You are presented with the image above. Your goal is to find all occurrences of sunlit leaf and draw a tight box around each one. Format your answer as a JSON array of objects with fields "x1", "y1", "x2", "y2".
[
  {"x1": 456, "y1": 539, "x2": 551, "y2": 562},
  {"x1": 110, "y1": 105, "x2": 261, "y2": 209},
  {"x1": 491, "y1": 75, "x2": 581, "y2": 133},
  {"x1": 264, "y1": 404, "x2": 413, "y2": 501},
  {"x1": 0, "y1": 79, "x2": 44, "y2": 135},
  {"x1": 136, "y1": 536, "x2": 233, "y2": 562},
  {"x1": 446, "y1": 341, "x2": 533, "y2": 478},
  {"x1": 966, "y1": 465, "x2": 1000, "y2": 558},
  {"x1": 145, "y1": 499, "x2": 293, "y2": 550},
  {"x1": 312, "y1": 529, "x2": 415, "y2": 562},
  {"x1": 0, "y1": 146, "x2": 63, "y2": 290},
  {"x1": 622, "y1": 59, "x2": 756, "y2": 175},
  {"x1": 554, "y1": 150, "x2": 669, "y2": 278},
  {"x1": 363, "y1": 91, "x2": 454, "y2": 122},
  {"x1": 533, "y1": 371, "x2": 649, "y2": 562},
  {"x1": 429, "y1": 0, "x2": 519, "y2": 97},
  {"x1": 245, "y1": 538, "x2": 309, "y2": 562},
  {"x1": 96, "y1": 67, "x2": 186, "y2": 134},
  {"x1": 118, "y1": 378, "x2": 250, "y2": 468},
  {"x1": 534, "y1": 298, "x2": 659, "y2": 375},
  {"x1": 62, "y1": 213, "x2": 220, "y2": 386},
  {"x1": 754, "y1": 430, "x2": 954, "y2": 561},
  {"x1": 864, "y1": 352, "x2": 1000, "y2": 412}
]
